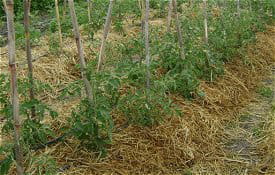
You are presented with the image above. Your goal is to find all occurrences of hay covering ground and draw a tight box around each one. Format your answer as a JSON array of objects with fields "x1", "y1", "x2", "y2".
[{"x1": 0, "y1": 18, "x2": 275, "y2": 174}]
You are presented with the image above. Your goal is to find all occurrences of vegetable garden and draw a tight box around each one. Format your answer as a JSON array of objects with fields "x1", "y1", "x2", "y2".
[{"x1": 0, "y1": 0, "x2": 275, "y2": 174}]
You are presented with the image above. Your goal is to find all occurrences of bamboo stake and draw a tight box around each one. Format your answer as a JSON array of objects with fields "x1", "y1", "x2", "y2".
[
  {"x1": 172, "y1": 0, "x2": 185, "y2": 59},
  {"x1": 141, "y1": 0, "x2": 145, "y2": 34},
  {"x1": 62, "y1": 0, "x2": 67, "y2": 20},
  {"x1": 24, "y1": 0, "x2": 35, "y2": 118},
  {"x1": 68, "y1": 0, "x2": 94, "y2": 104},
  {"x1": 203, "y1": 0, "x2": 208, "y2": 44},
  {"x1": 2, "y1": 0, "x2": 7, "y2": 13},
  {"x1": 167, "y1": 0, "x2": 173, "y2": 32},
  {"x1": 97, "y1": 0, "x2": 114, "y2": 72},
  {"x1": 138, "y1": 0, "x2": 142, "y2": 10},
  {"x1": 236, "y1": 0, "x2": 240, "y2": 17},
  {"x1": 6, "y1": 0, "x2": 24, "y2": 174},
  {"x1": 55, "y1": 0, "x2": 63, "y2": 48},
  {"x1": 223, "y1": 0, "x2": 226, "y2": 9},
  {"x1": 87, "y1": 0, "x2": 91, "y2": 23},
  {"x1": 144, "y1": 0, "x2": 150, "y2": 89},
  {"x1": 189, "y1": 0, "x2": 193, "y2": 7}
]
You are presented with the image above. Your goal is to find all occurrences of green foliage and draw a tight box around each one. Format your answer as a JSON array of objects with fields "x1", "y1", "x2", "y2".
[
  {"x1": 0, "y1": 74, "x2": 58, "y2": 173},
  {"x1": 27, "y1": 154, "x2": 57, "y2": 175},
  {"x1": 89, "y1": 71, "x2": 122, "y2": 108},
  {"x1": 0, "y1": 0, "x2": 54, "y2": 19},
  {"x1": 118, "y1": 87, "x2": 176, "y2": 126},
  {"x1": 257, "y1": 86, "x2": 273, "y2": 98},
  {"x1": 68, "y1": 71, "x2": 120, "y2": 154},
  {"x1": 0, "y1": 144, "x2": 13, "y2": 175},
  {"x1": 14, "y1": 22, "x2": 41, "y2": 47},
  {"x1": 70, "y1": 98, "x2": 113, "y2": 155},
  {"x1": 48, "y1": 33, "x2": 61, "y2": 55},
  {"x1": 165, "y1": 69, "x2": 200, "y2": 99}
]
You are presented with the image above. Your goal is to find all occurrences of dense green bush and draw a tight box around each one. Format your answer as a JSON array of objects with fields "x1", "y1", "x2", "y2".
[{"x1": 0, "y1": 0, "x2": 54, "y2": 19}]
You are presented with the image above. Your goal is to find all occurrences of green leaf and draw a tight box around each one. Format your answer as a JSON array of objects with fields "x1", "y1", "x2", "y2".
[{"x1": 0, "y1": 155, "x2": 13, "y2": 175}]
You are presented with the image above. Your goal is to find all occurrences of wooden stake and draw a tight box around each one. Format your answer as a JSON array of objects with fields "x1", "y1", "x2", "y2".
[
  {"x1": 87, "y1": 0, "x2": 91, "y2": 23},
  {"x1": 167, "y1": 0, "x2": 173, "y2": 33},
  {"x1": 203, "y1": 0, "x2": 208, "y2": 44},
  {"x1": 2, "y1": 0, "x2": 7, "y2": 13},
  {"x1": 145, "y1": 0, "x2": 150, "y2": 89},
  {"x1": 62, "y1": 0, "x2": 67, "y2": 20},
  {"x1": 97, "y1": 0, "x2": 114, "y2": 72},
  {"x1": 6, "y1": 0, "x2": 24, "y2": 174},
  {"x1": 141, "y1": 0, "x2": 145, "y2": 34},
  {"x1": 55, "y1": 0, "x2": 63, "y2": 48},
  {"x1": 24, "y1": 0, "x2": 35, "y2": 118},
  {"x1": 189, "y1": 0, "x2": 194, "y2": 7},
  {"x1": 172, "y1": 0, "x2": 185, "y2": 59},
  {"x1": 68, "y1": 0, "x2": 94, "y2": 104},
  {"x1": 236, "y1": 0, "x2": 240, "y2": 17}
]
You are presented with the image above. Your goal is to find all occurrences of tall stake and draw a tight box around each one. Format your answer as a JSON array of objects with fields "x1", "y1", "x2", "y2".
[
  {"x1": 203, "y1": 0, "x2": 208, "y2": 44},
  {"x1": 189, "y1": 0, "x2": 194, "y2": 7},
  {"x1": 144, "y1": 0, "x2": 150, "y2": 89},
  {"x1": 236, "y1": 0, "x2": 240, "y2": 17},
  {"x1": 172, "y1": 0, "x2": 185, "y2": 59},
  {"x1": 87, "y1": 0, "x2": 91, "y2": 23},
  {"x1": 68, "y1": 0, "x2": 94, "y2": 104},
  {"x1": 97, "y1": 0, "x2": 114, "y2": 72},
  {"x1": 55, "y1": 0, "x2": 63, "y2": 48},
  {"x1": 141, "y1": 0, "x2": 145, "y2": 34},
  {"x1": 167, "y1": 0, "x2": 173, "y2": 33},
  {"x1": 62, "y1": 0, "x2": 67, "y2": 20},
  {"x1": 24, "y1": 0, "x2": 35, "y2": 118},
  {"x1": 2, "y1": 0, "x2": 7, "y2": 13},
  {"x1": 6, "y1": 0, "x2": 24, "y2": 174}
]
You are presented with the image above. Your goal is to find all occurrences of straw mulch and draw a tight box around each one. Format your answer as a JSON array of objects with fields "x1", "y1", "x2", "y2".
[
  {"x1": 1, "y1": 22, "x2": 274, "y2": 174},
  {"x1": 32, "y1": 26, "x2": 273, "y2": 174}
]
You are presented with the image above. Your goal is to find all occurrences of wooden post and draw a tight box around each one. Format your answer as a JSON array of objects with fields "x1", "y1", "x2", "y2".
[
  {"x1": 203, "y1": 0, "x2": 208, "y2": 44},
  {"x1": 68, "y1": 0, "x2": 94, "y2": 105},
  {"x1": 24, "y1": 0, "x2": 35, "y2": 118},
  {"x1": 167, "y1": 0, "x2": 173, "y2": 33},
  {"x1": 6, "y1": 0, "x2": 24, "y2": 174},
  {"x1": 97, "y1": 0, "x2": 114, "y2": 72},
  {"x1": 144, "y1": 0, "x2": 150, "y2": 89},
  {"x1": 172, "y1": 0, "x2": 185, "y2": 59},
  {"x1": 87, "y1": 0, "x2": 91, "y2": 23},
  {"x1": 55, "y1": 0, "x2": 63, "y2": 48}
]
